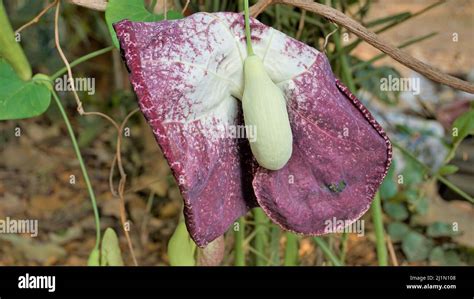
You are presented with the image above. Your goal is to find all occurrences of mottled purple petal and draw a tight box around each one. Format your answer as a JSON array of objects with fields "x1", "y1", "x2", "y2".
[
  {"x1": 113, "y1": 14, "x2": 258, "y2": 247},
  {"x1": 253, "y1": 53, "x2": 391, "y2": 234}
]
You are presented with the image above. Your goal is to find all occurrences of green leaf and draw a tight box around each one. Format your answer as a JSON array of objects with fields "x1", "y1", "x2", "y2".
[
  {"x1": 383, "y1": 201, "x2": 409, "y2": 221},
  {"x1": 100, "y1": 228, "x2": 124, "y2": 266},
  {"x1": 446, "y1": 109, "x2": 474, "y2": 162},
  {"x1": 105, "y1": 0, "x2": 183, "y2": 48},
  {"x1": 168, "y1": 221, "x2": 196, "y2": 266},
  {"x1": 401, "y1": 231, "x2": 433, "y2": 262},
  {"x1": 0, "y1": 59, "x2": 51, "y2": 120},
  {"x1": 426, "y1": 222, "x2": 459, "y2": 238},
  {"x1": 452, "y1": 109, "x2": 474, "y2": 144},
  {"x1": 387, "y1": 222, "x2": 410, "y2": 243},
  {"x1": 437, "y1": 164, "x2": 459, "y2": 176}
]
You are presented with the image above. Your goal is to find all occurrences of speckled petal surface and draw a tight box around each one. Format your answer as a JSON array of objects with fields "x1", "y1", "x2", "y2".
[
  {"x1": 253, "y1": 54, "x2": 392, "y2": 234},
  {"x1": 114, "y1": 12, "x2": 391, "y2": 246},
  {"x1": 114, "y1": 13, "x2": 260, "y2": 247}
]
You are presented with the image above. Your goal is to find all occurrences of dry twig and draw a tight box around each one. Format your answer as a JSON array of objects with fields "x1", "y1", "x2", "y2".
[
  {"x1": 54, "y1": 0, "x2": 139, "y2": 266},
  {"x1": 16, "y1": 0, "x2": 58, "y2": 34},
  {"x1": 386, "y1": 235, "x2": 399, "y2": 266}
]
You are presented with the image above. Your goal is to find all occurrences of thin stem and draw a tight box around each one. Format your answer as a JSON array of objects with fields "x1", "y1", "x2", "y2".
[
  {"x1": 212, "y1": 0, "x2": 220, "y2": 12},
  {"x1": 436, "y1": 176, "x2": 472, "y2": 203},
  {"x1": 234, "y1": 218, "x2": 245, "y2": 266},
  {"x1": 339, "y1": 232, "x2": 348, "y2": 263},
  {"x1": 51, "y1": 46, "x2": 114, "y2": 80},
  {"x1": 313, "y1": 237, "x2": 343, "y2": 266},
  {"x1": 371, "y1": 192, "x2": 388, "y2": 266},
  {"x1": 114, "y1": 107, "x2": 141, "y2": 266},
  {"x1": 269, "y1": 225, "x2": 280, "y2": 266},
  {"x1": 15, "y1": 0, "x2": 58, "y2": 34},
  {"x1": 181, "y1": 0, "x2": 190, "y2": 14},
  {"x1": 247, "y1": 246, "x2": 274, "y2": 265},
  {"x1": 238, "y1": 0, "x2": 244, "y2": 13},
  {"x1": 274, "y1": 4, "x2": 281, "y2": 31},
  {"x1": 330, "y1": 23, "x2": 356, "y2": 91},
  {"x1": 244, "y1": 0, "x2": 254, "y2": 56},
  {"x1": 295, "y1": 9, "x2": 306, "y2": 40},
  {"x1": 253, "y1": 208, "x2": 267, "y2": 266},
  {"x1": 52, "y1": 90, "x2": 101, "y2": 252},
  {"x1": 283, "y1": 232, "x2": 298, "y2": 266},
  {"x1": 54, "y1": 0, "x2": 83, "y2": 114}
]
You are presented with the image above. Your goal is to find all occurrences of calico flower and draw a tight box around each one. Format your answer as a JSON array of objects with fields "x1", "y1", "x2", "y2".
[{"x1": 114, "y1": 12, "x2": 391, "y2": 247}]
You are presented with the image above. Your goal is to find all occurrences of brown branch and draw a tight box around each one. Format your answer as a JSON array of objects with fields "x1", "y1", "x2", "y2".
[
  {"x1": 115, "y1": 107, "x2": 141, "y2": 266},
  {"x1": 251, "y1": 0, "x2": 474, "y2": 94},
  {"x1": 68, "y1": 0, "x2": 107, "y2": 11}
]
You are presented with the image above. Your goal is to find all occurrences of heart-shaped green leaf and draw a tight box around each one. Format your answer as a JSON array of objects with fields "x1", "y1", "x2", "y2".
[
  {"x1": 0, "y1": 59, "x2": 51, "y2": 120},
  {"x1": 105, "y1": 0, "x2": 183, "y2": 48}
]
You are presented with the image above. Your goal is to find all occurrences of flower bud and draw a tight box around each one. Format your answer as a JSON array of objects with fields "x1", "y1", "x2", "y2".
[{"x1": 242, "y1": 55, "x2": 293, "y2": 170}]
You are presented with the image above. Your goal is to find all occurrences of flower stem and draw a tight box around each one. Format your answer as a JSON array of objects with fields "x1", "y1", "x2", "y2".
[
  {"x1": 270, "y1": 225, "x2": 280, "y2": 265},
  {"x1": 234, "y1": 217, "x2": 245, "y2": 266},
  {"x1": 283, "y1": 232, "x2": 298, "y2": 266},
  {"x1": 331, "y1": 25, "x2": 356, "y2": 92},
  {"x1": 52, "y1": 90, "x2": 101, "y2": 252},
  {"x1": 243, "y1": 0, "x2": 254, "y2": 56},
  {"x1": 371, "y1": 192, "x2": 388, "y2": 266},
  {"x1": 253, "y1": 208, "x2": 267, "y2": 266},
  {"x1": 339, "y1": 232, "x2": 348, "y2": 263}
]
